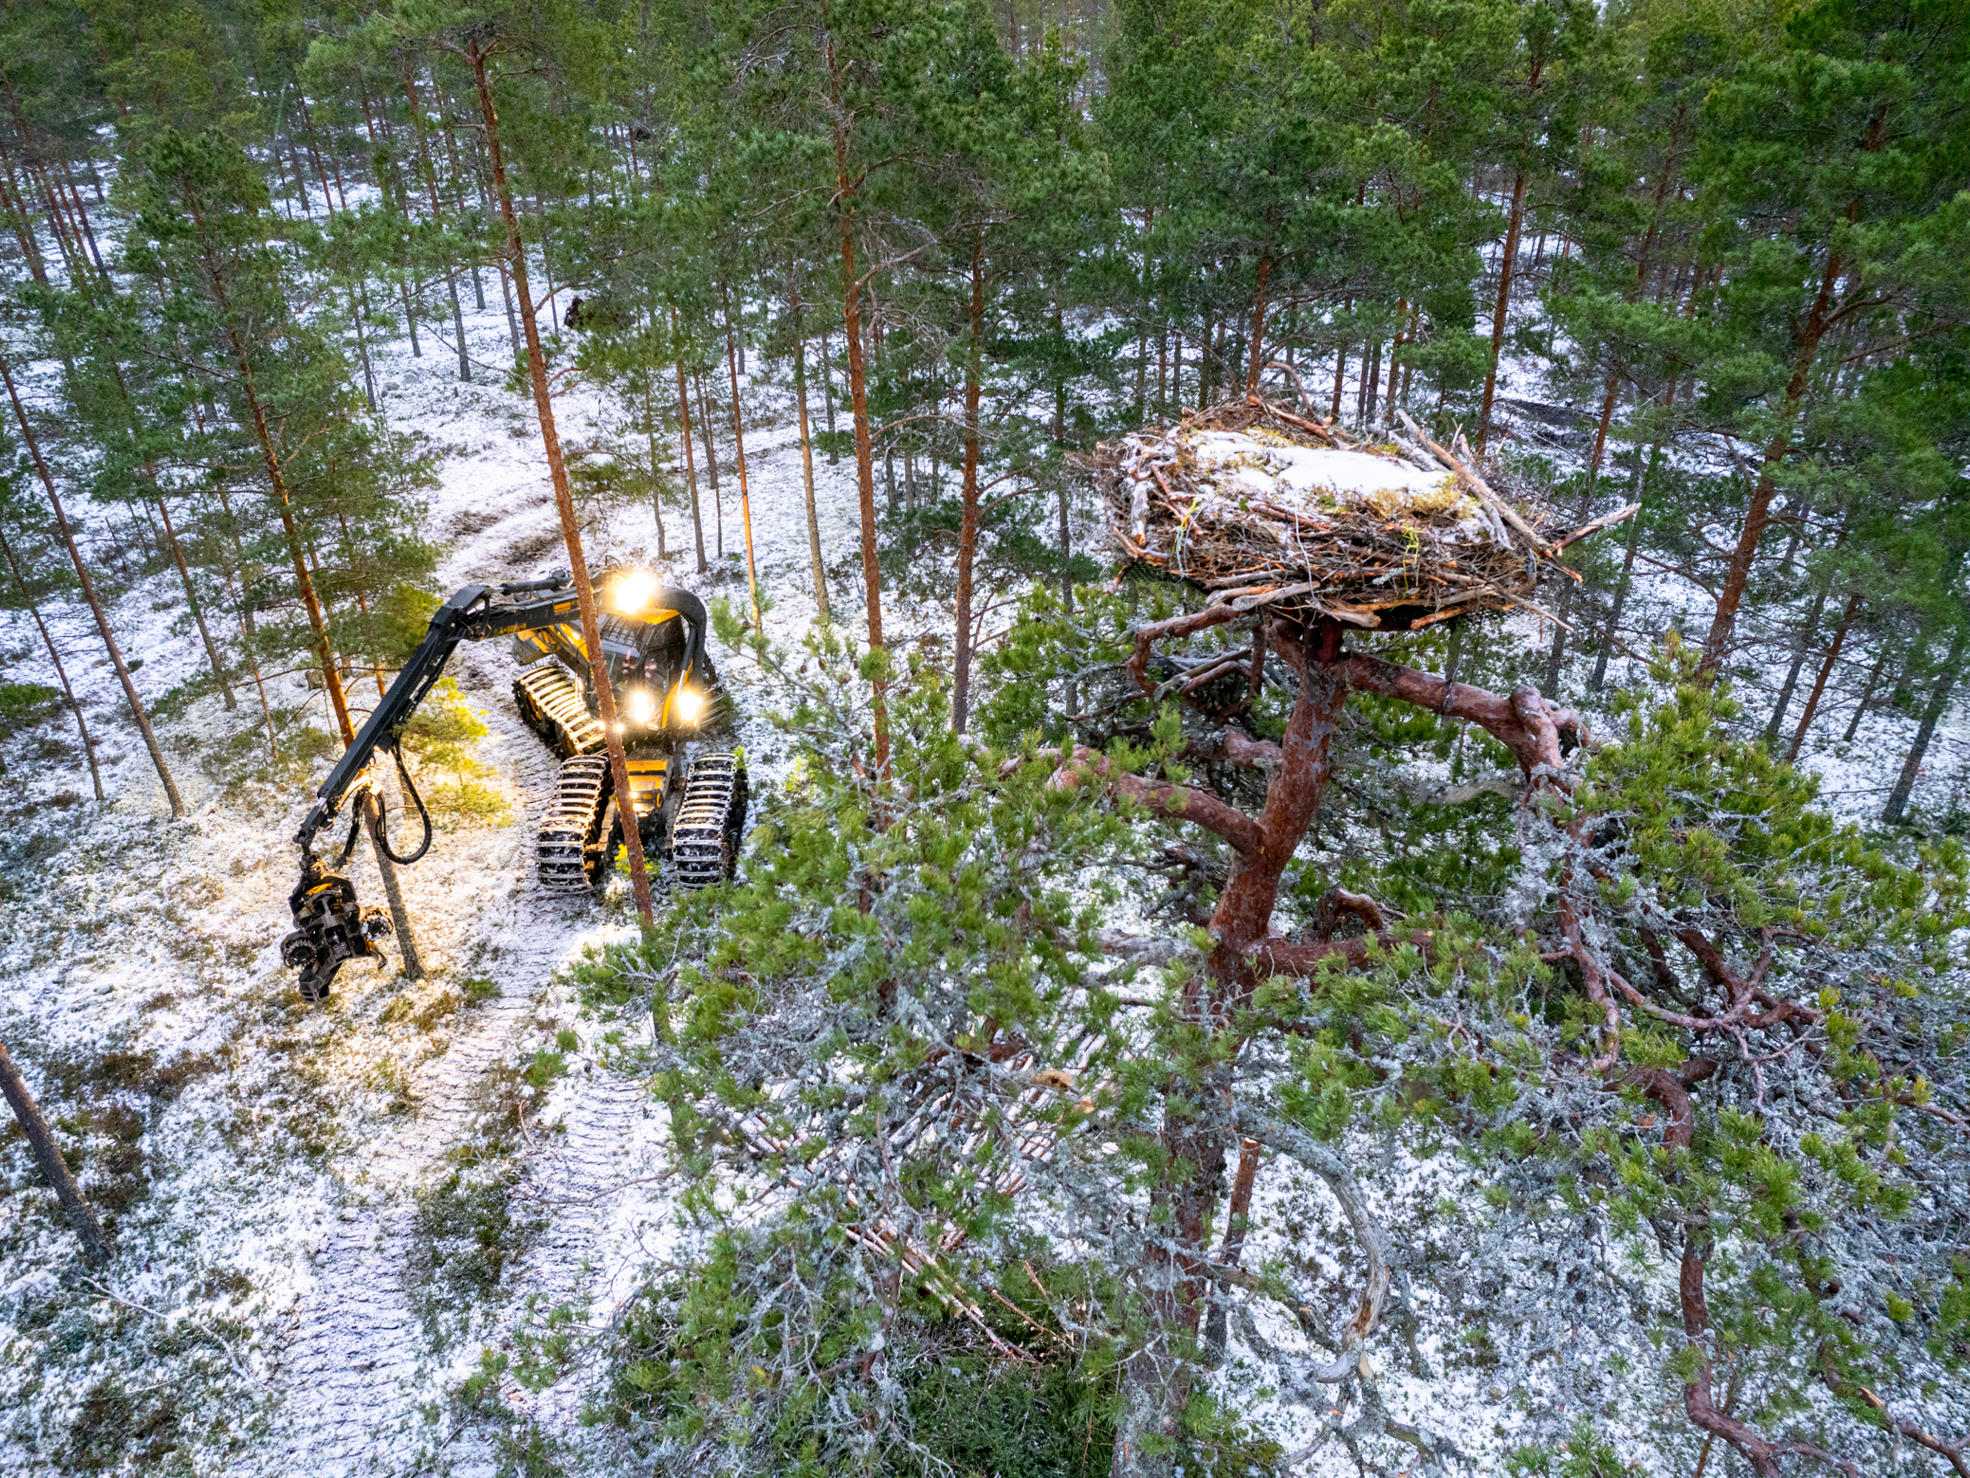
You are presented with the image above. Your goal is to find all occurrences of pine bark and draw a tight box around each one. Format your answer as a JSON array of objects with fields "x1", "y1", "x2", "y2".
[
  {"x1": 826, "y1": 25, "x2": 890, "y2": 772},
  {"x1": 720, "y1": 279, "x2": 762, "y2": 626},
  {"x1": 1110, "y1": 619, "x2": 1351, "y2": 1478},
  {"x1": 789, "y1": 272, "x2": 830, "y2": 624},
  {"x1": 694, "y1": 366, "x2": 724, "y2": 556},
  {"x1": 1786, "y1": 590, "x2": 1862, "y2": 760},
  {"x1": 670, "y1": 328, "x2": 709, "y2": 573},
  {"x1": 0, "y1": 1039, "x2": 111, "y2": 1265},
  {"x1": 1477, "y1": 170, "x2": 1527, "y2": 451}
]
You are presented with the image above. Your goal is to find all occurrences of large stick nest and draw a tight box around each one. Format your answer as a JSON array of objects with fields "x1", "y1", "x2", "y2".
[{"x1": 1098, "y1": 395, "x2": 1556, "y2": 632}]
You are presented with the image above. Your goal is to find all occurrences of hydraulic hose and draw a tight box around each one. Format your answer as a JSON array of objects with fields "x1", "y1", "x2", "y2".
[{"x1": 375, "y1": 743, "x2": 434, "y2": 866}]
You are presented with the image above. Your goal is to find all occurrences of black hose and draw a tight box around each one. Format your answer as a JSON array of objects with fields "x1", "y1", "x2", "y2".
[
  {"x1": 375, "y1": 743, "x2": 434, "y2": 866},
  {"x1": 335, "y1": 807, "x2": 364, "y2": 867}
]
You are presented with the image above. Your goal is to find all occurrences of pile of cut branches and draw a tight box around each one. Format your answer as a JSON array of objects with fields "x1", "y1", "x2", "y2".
[{"x1": 1099, "y1": 394, "x2": 1620, "y2": 632}]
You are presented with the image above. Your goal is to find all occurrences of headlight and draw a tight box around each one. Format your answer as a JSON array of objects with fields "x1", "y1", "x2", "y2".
[
  {"x1": 624, "y1": 685, "x2": 657, "y2": 723},
  {"x1": 607, "y1": 570, "x2": 659, "y2": 615},
  {"x1": 671, "y1": 685, "x2": 707, "y2": 726}
]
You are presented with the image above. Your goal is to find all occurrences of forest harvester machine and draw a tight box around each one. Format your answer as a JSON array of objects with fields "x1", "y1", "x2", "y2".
[{"x1": 280, "y1": 569, "x2": 747, "y2": 1001}]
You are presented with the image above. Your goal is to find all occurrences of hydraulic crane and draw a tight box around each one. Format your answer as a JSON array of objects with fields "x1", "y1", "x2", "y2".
[{"x1": 281, "y1": 570, "x2": 746, "y2": 1001}]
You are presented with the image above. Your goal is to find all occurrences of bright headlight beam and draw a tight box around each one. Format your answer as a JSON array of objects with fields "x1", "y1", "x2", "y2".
[
  {"x1": 672, "y1": 685, "x2": 707, "y2": 726},
  {"x1": 624, "y1": 685, "x2": 656, "y2": 723},
  {"x1": 607, "y1": 569, "x2": 660, "y2": 615}
]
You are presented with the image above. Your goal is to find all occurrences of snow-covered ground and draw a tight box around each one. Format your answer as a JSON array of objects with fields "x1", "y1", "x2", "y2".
[{"x1": 0, "y1": 233, "x2": 1959, "y2": 1475}]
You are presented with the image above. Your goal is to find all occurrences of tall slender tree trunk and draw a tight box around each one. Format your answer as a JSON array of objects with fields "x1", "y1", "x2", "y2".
[
  {"x1": 1842, "y1": 644, "x2": 1889, "y2": 743},
  {"x1": 643, "y1": 382, "x2": 667, "y2": 559},
  {"x1": 1703, "y1": 247, "x2": 1844, "y2": 672},
  {"x1": 0, "y1": 349, "x2": 182, "y2": 819},
  {"x1": 404, "y1": 65, "x2": 471, "y2": 382},
  {"x1": 953, "y1": 237, "x2": 984, "y2": 733},
  {"x1": 720, "y1": 279, "x2": 762, "y2": 626},
  {"x1": 0, "y1": 1040, "x2": 110, "y2": 1264},
  {"x1": 670, "y1": 324, "x2": 708, "y2": 573},
  {"x1": 693, "y1": 367, "x2": 723, "y2": 556},
  {"x1": 213, "y1": 489, "x2": 281, "y2": 762},
  {"x1": 819, "y1": 319, "x2": 837, "y2": 440},
  {"x1": 218, "y1": 307, "x2": 425, "y2": 972},
  {"x1": 1544, "y1": 373, "x2": 1622, "y2": 691},
  {"x1": 1589, "y1": 442, "x2": 1661, "y2": 693},
  {"x1": 152, "y1": 491, "x2": 234, "y2": 708},
  {"x1": 350, "y1": 286, "x2": 378, "y2": 413},
  {"x1": 1384, "y1": 299, "x2": 1409, "y2": 412},
  {"x1": 1359, "y1": 332, "x2": 1380, "y2": 426},
  {"x1": 827, "y1": 27, "x2": 889, "y2": 773},
  {"x1": 0, "y1": 523, "x2": 102, "y2": 800},
  {"x1": 1477, "y1": 170, "x2": 1527, "y2": 452},
  {"x1": 1244, "y1": 248, "x2": 1273, "y2": 392},
  {"x1": 1765, "y1": 576, "x2": 1831, "y2": 745},
  {"x1": 1882, "y1": 621, "x2": 1968, "y2": 825},
  {"x1": 789, "y1": 271, "x2": 830, "y2": 624},
  {"x1": 1330, "y1": 301, "x2": 1350, "y2": 420},
  {"x1": 0, "y1": 145, "x2": 50, "y2": 284},
  {"x1": 1786, "y1": 590, "x2": 1862, "y2": 761},
  {"x1": 469, "y1": 37, "x2": 653, "y2": 923}
]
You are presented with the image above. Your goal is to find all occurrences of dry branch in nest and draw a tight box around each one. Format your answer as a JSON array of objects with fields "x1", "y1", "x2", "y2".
[{"x1": 1098, "y1": 394, "x2": 1630, "y2": 633}]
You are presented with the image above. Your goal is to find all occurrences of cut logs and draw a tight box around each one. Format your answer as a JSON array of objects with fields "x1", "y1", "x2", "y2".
[{"x1": 1098, "y1": 394, "x2": 1586, "y2": 632}]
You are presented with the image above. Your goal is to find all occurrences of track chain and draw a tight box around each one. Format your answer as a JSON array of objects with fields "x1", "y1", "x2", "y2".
[
  {"x1": 537, "y1": 753, "x2": 612, "y2": 892},
  {"x1": 669, "y1": 751, "x2": 747, "y2": 889},
  {"x1": 513, "y1": 662, "x2": 605, "y2": 757}
]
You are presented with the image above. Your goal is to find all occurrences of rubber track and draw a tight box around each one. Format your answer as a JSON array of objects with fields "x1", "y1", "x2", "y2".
[
  {"x1": 536, "y1": 754, "x2": 611, "y2": 893},
  {"x1": 514, "y1": 662, "x2": 605, "y2": 756},
  {"x1": 669, "y1": 752, "x2": 746, "y2": 889}
]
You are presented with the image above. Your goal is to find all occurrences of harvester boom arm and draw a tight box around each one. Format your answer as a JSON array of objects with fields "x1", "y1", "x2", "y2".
[{"x1": 295, "y1": 572, "x2": 582, "y2": 856}]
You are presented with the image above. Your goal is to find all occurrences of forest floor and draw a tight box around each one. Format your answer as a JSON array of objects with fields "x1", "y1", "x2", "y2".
[{"x1": 0, "y1": 282, "x2": 1958, "y2": 1476}]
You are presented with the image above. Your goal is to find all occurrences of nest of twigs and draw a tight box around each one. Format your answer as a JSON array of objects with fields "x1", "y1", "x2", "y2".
[{"x1": 1099, "y1": 394, "x2": 1566, "y2": 632}]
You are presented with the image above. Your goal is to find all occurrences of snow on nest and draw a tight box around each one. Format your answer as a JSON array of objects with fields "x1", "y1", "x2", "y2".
[{"x1": 1178, "y1": 428, "x2": 1491, "y2": 538}]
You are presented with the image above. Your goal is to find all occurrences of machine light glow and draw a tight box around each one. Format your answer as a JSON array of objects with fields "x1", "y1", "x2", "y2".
[
  {"x1": 671, "y1": 684, "x2": 708, "y2": 726},
  {"x1": 624, "y1": 685, "x2": 657, "y2": 723},
  {"x1": 607, "y1": 569, "x2": 660, "y2": 615}
]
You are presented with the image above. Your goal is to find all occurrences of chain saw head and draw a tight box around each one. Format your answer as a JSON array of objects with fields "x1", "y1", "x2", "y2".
[{"x1": 282, "y1": 855, "x2": 390, "y2": 1002}]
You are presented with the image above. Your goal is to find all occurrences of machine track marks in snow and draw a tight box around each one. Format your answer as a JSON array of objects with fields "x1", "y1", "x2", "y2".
[
  {"x1": 513, "y1": 661, "x2": 605, "y2": 757},
  {"x1": 669, "y1": 752, "x2": 747, "y2": 888},
  {"x1": 537, "y1": 753, "x2": 613, "y2": 892}
]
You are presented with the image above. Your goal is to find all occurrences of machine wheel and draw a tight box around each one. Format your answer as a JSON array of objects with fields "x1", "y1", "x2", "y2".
[
  {"x1": 537, "y1": 754, "x2": 613, "y2": 892},
  {"x1": 668, "y1": 752, "x2": 748, "y2": 889}
]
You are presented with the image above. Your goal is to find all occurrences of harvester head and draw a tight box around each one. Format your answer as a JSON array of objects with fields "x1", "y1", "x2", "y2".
[{"x1": 281, "y1": 857, "x2": 391, "y2": 1002}]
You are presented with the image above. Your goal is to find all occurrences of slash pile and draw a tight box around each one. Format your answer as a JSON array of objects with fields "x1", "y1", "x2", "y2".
[{"x1": 1098, "y1": 395, "x2": 1556, "y2": 632}]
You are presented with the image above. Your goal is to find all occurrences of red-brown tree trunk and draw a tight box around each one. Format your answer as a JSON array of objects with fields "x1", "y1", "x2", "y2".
[
  {"x1": 1786, "y1": 589, "x2": 1862, "y2": 761},
  {"x1": 1477, "y1": 170, "x2": 1526, "y2": 452},
  {"x1": 788, "y1": 272, "x2": 830, "y2": 624},
  {"x1": 469, "y1": 37, "x2": 654, "y2": 924},
  {"x1": 826, "y1": 26, "x2": 889, "y2": 773},
  {"x1": 1113, "y1": 618, "x2": 1349, "y2": 1477},
  {"x1": 720, "y1": 278, "x2": 762, "y2": 626}
]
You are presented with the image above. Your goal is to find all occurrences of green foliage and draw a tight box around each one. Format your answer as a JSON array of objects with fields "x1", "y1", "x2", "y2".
[{"x1": 399, "y1": 676, "x2": 510, "y2": 826}]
